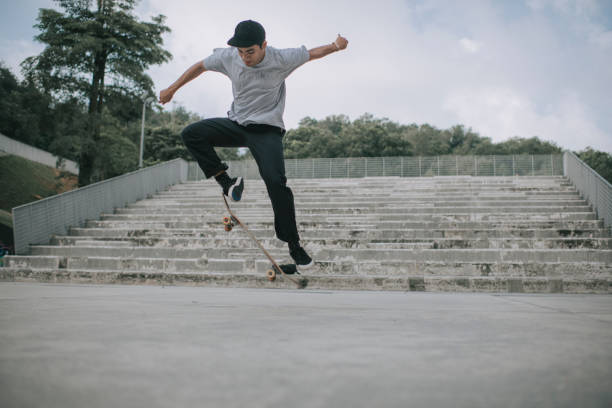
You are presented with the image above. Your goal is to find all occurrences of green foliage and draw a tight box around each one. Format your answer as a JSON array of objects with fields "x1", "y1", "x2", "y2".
[
  {"x1": 494, "y1": 137, "x2": 562, "y2": 155},
  {"x1": 143, "y1": 106, "x2": 241, "y2": 166},
  {"x1": 0, "y1": 63, "x2": 52, "y2": 147},
  {"x1": 284, "y1": 114, "x2": 563, "y2": 159},
  {"x1": 22, "y1": 0, "x2": 172, "y2": 186},
  {"x1": 577, "y1": 147, "x2": 612, "y2": 184},
  {"x1": 284, "y1": 114, "x2": 413, "y2": 158},
  {"x1": 92, "y1": 110, "x2": 138, "y2": 179},
  {"x1": 0, "y1": 62, "x2": 86, "y2": 162},
  {"x1": 3, "y1": 55, "x2": 240, "y2": 175}
]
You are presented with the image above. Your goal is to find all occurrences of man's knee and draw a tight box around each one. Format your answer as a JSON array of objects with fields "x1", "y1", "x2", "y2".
[{"x1": 181, "y1": 123, "x2": 199, "y2": 145}]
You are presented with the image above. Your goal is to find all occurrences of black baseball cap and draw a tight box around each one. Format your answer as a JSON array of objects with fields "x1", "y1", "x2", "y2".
[{"x1": 227, "y1": 20, "x2": 266, "y2": 47}]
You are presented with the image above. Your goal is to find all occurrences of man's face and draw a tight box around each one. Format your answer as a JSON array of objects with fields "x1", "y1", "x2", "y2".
[{"x1": 238, "y1": 41, "x2": 267, "y2": 67}]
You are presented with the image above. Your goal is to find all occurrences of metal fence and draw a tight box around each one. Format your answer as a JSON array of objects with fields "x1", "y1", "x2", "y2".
[
  {"x1": 564, "y1": 151, "x2": 611, "y2": 230},
  {"x1": 188, "y1": 154, "x2": 563, "y2": 180},
  {"x1": 13, "y1": 159, "x2": 189, "y2": 255},
  {"x1": 0, "y1": 132, "x2": 79, "y2": 174}
]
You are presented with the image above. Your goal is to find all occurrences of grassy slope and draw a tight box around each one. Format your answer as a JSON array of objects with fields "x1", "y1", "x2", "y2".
[{"x1": 0, "y1": 154, "x2": 78, "y2": 251}]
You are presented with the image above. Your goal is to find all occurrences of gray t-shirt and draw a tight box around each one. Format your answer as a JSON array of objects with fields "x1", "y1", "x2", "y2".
[{"x1": 203, "y1": 46, "x2": 310, "y2": 130}]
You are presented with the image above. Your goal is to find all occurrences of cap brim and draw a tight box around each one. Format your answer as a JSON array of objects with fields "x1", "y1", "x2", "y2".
[{"x1": 227, "y1": 37, "x2": 257, "y2": 47}]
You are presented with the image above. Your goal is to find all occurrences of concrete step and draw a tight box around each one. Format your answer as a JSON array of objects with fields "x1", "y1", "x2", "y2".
[
  {"x1": 23, "y1": 246, "x2": 612, "y2": 264},
  {"x1": 84, "y1": 219, "x2": 605, "y2": 230},
  {"x1": 159, "y1": 188, "x2": 580, "y2": 196},
  {"x1": 51, "y1": 236, "x2": 612, "y2": 250},
  {"x1": 6, "y1": 254, "x2": 610, "y2": 280},
  {"x1": 139, "y1": 201, "x2": 588, "y2": 211},
  {"x1": 172, "y1": 178, "x2": 572, "y2": 188},
  {"x1": 149, "y1": 190, "x2": 582, "y2": 198},
  {"x1": 118, "y1": 201, "x2": 591, "y2": 212},
  {"x1": 1, "y1": 267, "x2": 609, "y2": 293},
  {"x1": 94, "y1": 212, "x2": 598, "y2": 225},
  {"x1": 315, "y1": 248, "x2": 612, "y2": 263},
  {"x1": 172, "y1": 178, "x2": 569, "y2": 186},
  {"x1": 153, "y1": 188, "x2": 582, "y2": 197},
  {"x1": 67, "y1": 226, "x2": 611, "y2": 239},
  {"x1": 3, "y1": 175, "x2": 610, "y2": 292}
]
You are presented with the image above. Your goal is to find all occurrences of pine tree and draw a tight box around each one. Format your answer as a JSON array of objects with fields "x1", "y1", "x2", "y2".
[{"x1": 22, "y1": 0, "x2": 171, "y2": 186}]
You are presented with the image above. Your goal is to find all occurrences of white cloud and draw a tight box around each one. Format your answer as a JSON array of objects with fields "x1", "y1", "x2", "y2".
[
  {"x1": 442, "y1": 87, "x2": 608, "y2": 150},
  {"x1": 459, "y1": 38, "x2": 482, "y2": 53},
  {"x1": 526, "y1": 0, "x2": 599, "y2": 15}
]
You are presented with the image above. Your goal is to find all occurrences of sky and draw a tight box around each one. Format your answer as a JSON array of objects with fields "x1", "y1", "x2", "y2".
[{"x1": 1, "y1": 0, "x2": 611, "y2": 153}]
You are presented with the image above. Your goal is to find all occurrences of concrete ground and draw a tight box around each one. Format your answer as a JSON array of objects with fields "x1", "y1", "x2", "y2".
[{"x1": 0, "y1": 283, "x2": 610, "y2": 408}]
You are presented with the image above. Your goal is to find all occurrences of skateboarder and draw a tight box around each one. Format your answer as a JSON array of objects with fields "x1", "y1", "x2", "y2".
[{"x1": 159, "y1": 20, "x2": 348, "y2": 270}]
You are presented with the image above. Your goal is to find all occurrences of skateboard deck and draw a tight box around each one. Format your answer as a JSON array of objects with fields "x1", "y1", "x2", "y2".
[{"x1": 222, "y1": 194, "x2": 308, "y2": 289}]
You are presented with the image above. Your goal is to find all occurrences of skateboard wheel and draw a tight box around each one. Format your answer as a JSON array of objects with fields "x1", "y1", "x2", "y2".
[
  {"x1": 266, "y1": 269, "x2": 276, "y2": 281},
  {"x1": 224, "y1": 224, "x2": 233, "y2": 232},
  {"x1": 223, "y1": 216, "x2": 231, "y2": 225}
]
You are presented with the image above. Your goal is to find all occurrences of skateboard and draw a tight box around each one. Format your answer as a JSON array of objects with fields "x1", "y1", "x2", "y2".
[{"x1": 222, "y1": 194, "x2": 308, "y2": 289}]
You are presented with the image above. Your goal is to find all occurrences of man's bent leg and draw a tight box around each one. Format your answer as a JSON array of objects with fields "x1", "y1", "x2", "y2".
[
  {"x1": 181, "y1": 118, "x2": 246, "y2": 178},
  {"x1": 181, "y1": 118, "x2": 247, "y2": 201}
]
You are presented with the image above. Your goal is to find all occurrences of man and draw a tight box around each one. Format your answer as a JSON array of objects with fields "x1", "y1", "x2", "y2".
[{"x1": 159, "y1": 19, "x2": 348, "y2": 270}]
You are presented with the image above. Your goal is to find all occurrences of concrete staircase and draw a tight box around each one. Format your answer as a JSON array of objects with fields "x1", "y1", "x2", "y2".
[{"x1": 2, "y1": 176, "x2": 611, "y2": 292}]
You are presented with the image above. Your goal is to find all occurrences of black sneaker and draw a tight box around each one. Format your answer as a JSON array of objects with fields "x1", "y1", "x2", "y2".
[
  {"x1": 225, "y1": 177, "x2": 244, "y2": 202},
  {"x1": 290, "y1": 246, "x2": 314, "y2": 270}
]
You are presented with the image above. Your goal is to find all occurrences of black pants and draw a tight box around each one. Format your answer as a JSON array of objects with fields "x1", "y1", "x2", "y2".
[{"x1": 181, "y1": 117, "x2": 300, "y2": 244}]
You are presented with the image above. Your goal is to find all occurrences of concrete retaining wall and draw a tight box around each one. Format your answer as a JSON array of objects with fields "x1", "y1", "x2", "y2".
[{"x1": 0, "y1": 133, "x2": 79, "y2": 174}]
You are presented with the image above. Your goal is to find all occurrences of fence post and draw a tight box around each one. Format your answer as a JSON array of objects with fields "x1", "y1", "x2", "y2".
[
  {"x1": 347, "y1": 158, "x2": 350, "y2": 178},
  {"x1": 312, "y1": 158, "x2": 315, "y2": 178},
  {"x1": 456, "y1": 156, "x2": 458, "y2": 176},
  {"x1": 365, "y1": 157, "x2": 368, "y2": 177},
  {"x1": 401, "y1": 157, "x2": 404, "y2": 177},
  {"x1": 550, "y1": 154, "x2": 554, "y2": 176},
  {"x1": 493, "y1": 156, "x2": 496, "y2": 177},
  {"x1": 512, "y1": 155, "x2": 515, "y2": 176},
  {"x1": 437, "y1": 156, "x2": 440, "y2": 176},
  {"x1": 383, "y1": 157, "x2": 386, "y2": 177},
  {"x1": 419, "y1": 157, "x2": 422, "y2": 177},
  {"x1": 475, "y1": 156, "x2": 478, "y2": 176},
  {"x1": 531, "y1": 155, "x2": 534, "y2": 176},
  {"x1": 329, "y1": 158, "x2": 332, "y2": 178}
]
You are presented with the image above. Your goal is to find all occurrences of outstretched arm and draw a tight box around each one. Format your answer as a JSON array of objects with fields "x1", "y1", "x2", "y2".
[
  {"x1": 159, "y1": 61, "x2": 207, "y2": 104},
  {"x1": 308, "y1": 34, "x2": 348, "y2": 61}
]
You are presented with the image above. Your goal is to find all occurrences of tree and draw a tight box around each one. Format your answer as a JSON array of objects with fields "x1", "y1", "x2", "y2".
[
  {"x1": 577, "y1": 147, "x2": 612, "y2": 184},
  {"x1": 282, "y1": 113, "x2": 573, "y2": 159},
  {"x1": 495, "y1": 136, "x2": 561, "y2": 155},
  {"x1": 284, "y1": 125, "x2": 339, "y2": 158},
  {"x1": 0, "y1": 63, "x2": 53, "y2": 148},
  {"x1": 344, "y1": 114, "x2": 412, "y2": 157},
  {"x1": 22, "y1": 0, "x2": 171, "y2": 186}
]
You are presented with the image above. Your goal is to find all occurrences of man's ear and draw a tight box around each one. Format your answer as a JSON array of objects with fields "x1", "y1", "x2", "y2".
[{"x1": 261, "y1": 40, "x2": 268, "y2": 50}]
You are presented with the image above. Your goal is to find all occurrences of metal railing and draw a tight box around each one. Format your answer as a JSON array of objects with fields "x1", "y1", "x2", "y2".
[
  {"x1": 188, "y1": 154, "x2": 563, "y2": 180},
  {"x1": 12, "y1": 159, "x2": 189, "y2": 255},
  {"x1": 564, "y1": 151, "x2": 611, "y2": 230}
]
